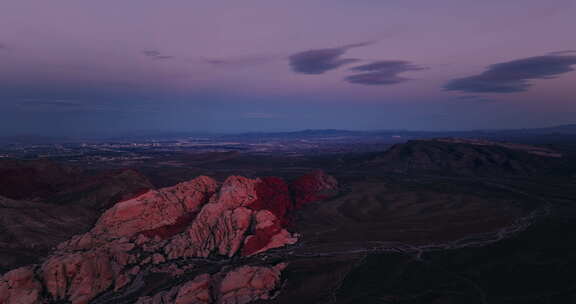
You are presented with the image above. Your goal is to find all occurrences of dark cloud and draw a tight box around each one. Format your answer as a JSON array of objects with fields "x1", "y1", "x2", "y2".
[
  {"x1": 444, "y1": 54, "x2": 576, "y2": 93},
  {"x1": 142, "y1": 50, "x2": 173, "y2": 60},
  {"x1": 345, "y1": 60, "x2": 427, "y2": 85},
  {"x1": 289, "y1": 42, "x2": 374, "y2": 74}
]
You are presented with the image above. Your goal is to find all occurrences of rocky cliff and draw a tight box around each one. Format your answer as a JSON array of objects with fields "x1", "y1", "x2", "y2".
[{"x1": 0, "y1": 171, "x2": 338, "y2": 304}]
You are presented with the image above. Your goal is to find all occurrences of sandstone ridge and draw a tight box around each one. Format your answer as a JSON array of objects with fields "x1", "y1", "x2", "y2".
[{"x1": 0, "y1": 171, "x2": 338, "y2": 304}]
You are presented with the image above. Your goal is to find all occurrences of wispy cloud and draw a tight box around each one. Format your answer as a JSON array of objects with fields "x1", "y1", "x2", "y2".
[
  {"x1": 142, "y1": 50, "x2": 173, "y2": 60},
  {"x1": 289, "y1": 41, "x2": 374, "y2": 74},
  {"x1": 345, "y1": 60, "x2": 427, "y2": 85},
  {"x1": 444, "y1": 54, "x2": 576, "y2": 93}
]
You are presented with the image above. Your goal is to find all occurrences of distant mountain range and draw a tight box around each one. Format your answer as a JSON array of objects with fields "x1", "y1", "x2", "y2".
[
  {"x1": 357, "y1": 138, "x2": 565, "y2": 177},
  {"x1": 215, "y1": 124, "x2": 576, "y2": 142},
  {"x1": 1, "y1": 124, "x2": 576, "y2": 144}
]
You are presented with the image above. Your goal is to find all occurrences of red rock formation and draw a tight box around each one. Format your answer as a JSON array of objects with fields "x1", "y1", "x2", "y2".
[
  {"x1": 218, "y1": 263, "x2": 286, "y2": 304},
  {"x1": 249, "y1": 177, "x2": 293, "y2": 224},
  {"x1": 136, "y1": 263, "x2": 286, "y2": 304},
  {"x1": 164, "y1": 176, "x2": 296, "y2": 259},
  {"x1": 0, "y1": 172, "x2": 336, "y2": 304},
  {"x1": 39, "y1": 237, "x2": 138, "y2": 304},
  {"x1": 242, "y1": 210, "x2": 297, "y2": 256},
  {"x1": 92, "y1": 175, "x2": 217, "y2": 239},
  {"x1": 0, "y1": 266, "x2": 42, "y2": 304},
  {"x1": 136, "y1": 273, "x2": 212, "y2": 304},
  {"x1": 291, "y1": 170, "x2": 339, "y2": 208}
]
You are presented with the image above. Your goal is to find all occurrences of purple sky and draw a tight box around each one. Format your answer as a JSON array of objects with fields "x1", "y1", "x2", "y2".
[{"x1": 1, "y1": 0, "x2": 575, "y2": 135}]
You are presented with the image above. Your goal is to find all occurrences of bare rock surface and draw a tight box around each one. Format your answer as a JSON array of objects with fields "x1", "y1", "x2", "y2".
[
  {"x1": 0, "y1": 171, "x2": 336, "y2": 304},
  {"x1": 0, "y1": 266, "x2": 42, "y2": 304},
  {"x1": 218, "y1": 263, "x2": 287, "y2": 304},
  {"x1": 92, "y1": 175, "x2": 217, "y2": 239},
  {"x1": 136, "y1": 273, "x2": 213, "y2": 304},
  {"x1": 136, "y1": 263, "x2": 286, "y2": 304}
]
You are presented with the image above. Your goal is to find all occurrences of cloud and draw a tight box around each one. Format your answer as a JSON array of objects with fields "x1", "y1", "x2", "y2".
[
  {"x1": 345, "y1": 60, "x2": 427, "y2": 85},
  {"x1": 0, "y1": 43, "x2": 7, "y2": 51},
  {"x1": 142, "y1": 50, "x2": 173, "y2": 60},
  {"x1": 444, "y1": 54, "x2": 576, "y2": 93},
  {"x1": 289, "y1": 41, "x2": 374, "y2": 74}
]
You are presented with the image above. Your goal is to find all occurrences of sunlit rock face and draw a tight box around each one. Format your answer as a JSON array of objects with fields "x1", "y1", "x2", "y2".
[
  {"x1": 136, "y1": 264, "x2": 286, "y2": 304},
  {"x1": 218, "y1": 263, "x2": 287, "y2": 304},
  {"x1": 92, "y1": 175, "x2": 218, "y2": 239},
  {"x1": 0, "y1": 171, "x2": 337, "y2": 304},
  {"x1": 163, "y1": 175, "x2": 297, "y2": 259},
  {"x1": 135, "y1": 273, "x2": 213, "y2": 304}
]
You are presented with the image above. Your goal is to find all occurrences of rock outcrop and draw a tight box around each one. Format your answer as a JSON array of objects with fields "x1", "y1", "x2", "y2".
[
  {"x1": 0, "y1": 171, "x2": 337, "y2": 304},
  {"x1": 0, "y1": 266, "x2": 42, "y2": 304},
  {"x1": 291, "y1": 170, "x2": 339, "y2": 208},
  {"x1": 164, "y1": 176, "x2": 297, "y2": 259},
  {"x1": 136, "y1": 263, "x2": 286, "y2": 304},
  {"x1": 218, "y1": 263, "x2": 286, "y2": 304},
  {"x1": 136, "y1": 273, "x2": 213, "y2": 304},
  {"x1": 92, "y1": 175, "x2": 217, "y2": 239}
]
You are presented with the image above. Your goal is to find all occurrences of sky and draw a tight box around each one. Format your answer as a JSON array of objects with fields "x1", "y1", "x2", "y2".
[{"x1": 0, "y1": 0, "x2": 575, "y2": 136}]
